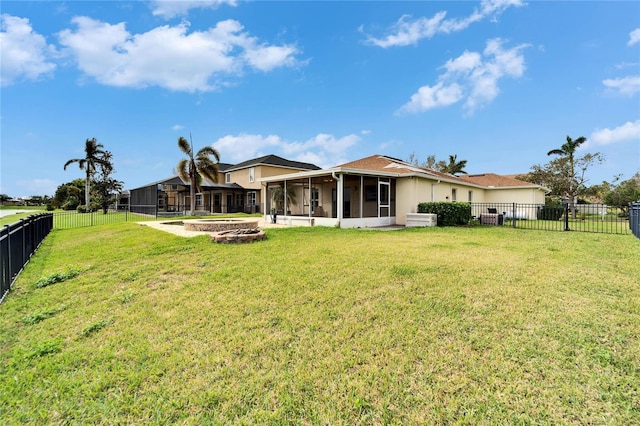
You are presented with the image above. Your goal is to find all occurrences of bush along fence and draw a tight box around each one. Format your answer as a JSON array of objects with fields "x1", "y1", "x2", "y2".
[
  {"x1": 631, "y1": 203, "x2": 640, "y2": 239},
  {"x1": 469, "y1": 202, "x2": 631, "y2": 235},
  {"x1": 1, "y1": 213, "x2": 53, "y2": 304}
]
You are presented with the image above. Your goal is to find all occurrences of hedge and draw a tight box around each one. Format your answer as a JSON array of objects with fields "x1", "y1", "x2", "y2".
[
  {"x1": 417, "y1": 202, "x2": 472, "y2": 226},
  {"x1": 537, "y1": 205, "x2": 565, "y2": 221}
]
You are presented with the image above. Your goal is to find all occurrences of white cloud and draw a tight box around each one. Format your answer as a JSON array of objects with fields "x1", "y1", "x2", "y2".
[
  {"x1": 398, "y1": 38, "x2": 528, "y2": 115},
  {"x1": 150, "y1": 1, "x2": 237, "y2": 19},
  {"x1": 0, "y1": 14, "x2": 57, "y2": 86},
  {"x1": 602, "y1": 75, "x2": 640, "y2": 96},
  {"x1": 243, "y1": 44, "x2": 300, "y2": 72},
  {"x1": 398, "y1": 82, "x2": 463, "y2": 114},
  {"x1": 171, "y1": 124, "x2": 184, "y2": 131},
  {"x1": 589, "y1": 119, "x2": 640, "y2": 147},
  {"x1": 362, "y1": 0, "x2": 524, "y2": 48},
  {"x1": 212, "y1": 132, "x2": 361, "y2": 168},
  {"x1": 628, "y1": 28, "x2": 640, "y2": 46},
  {"x1": 362, "y1": 12, "x2": 446, "y2": 48},
  {"x1": 57, "y1": 17, "x2": 301, "y2": 92}
]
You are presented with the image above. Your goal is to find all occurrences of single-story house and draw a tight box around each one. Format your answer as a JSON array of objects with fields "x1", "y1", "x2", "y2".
[
  {"x1": 260, "y1": 154, "x2": 549, "y2": 228},
  {"x1": 129, "y1": 155, "x2": 320, "y2": 215}
]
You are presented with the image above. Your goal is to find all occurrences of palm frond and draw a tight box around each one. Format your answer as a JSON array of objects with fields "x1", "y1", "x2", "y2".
[
  {"x1": 64, "y1": 158, "x2": 86, "y2": 170},
  {"x1": 177, "y1": 137, "x2": 193, "y2": 158},
  {"x1": 176, "y1": 158, "x2": 190, "y2": 182},
  {"x1": 196, "y1": 157, "x2": 220, "y2": 183},
  {"x1": 197, "y1": 146, "x2": 221, "y2": 163}
]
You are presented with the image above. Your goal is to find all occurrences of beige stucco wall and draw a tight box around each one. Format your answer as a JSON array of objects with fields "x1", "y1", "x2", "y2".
[
  {"x1": 228, "y1": 165, "x2": 307, "y2": 190},
  {"x1": 483, "y1": 188, "x2": 546, "y2": 204},
  {"x1": 395, "y1": 177, "x2": 487, "y2": 224}
]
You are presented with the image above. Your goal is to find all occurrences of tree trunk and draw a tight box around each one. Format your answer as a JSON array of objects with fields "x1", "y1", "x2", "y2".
[
  {"x1": 85, "y1": 172, "x2": 90, "y2": 209},
  {"x1": 190, "y1": 172, "x2": 196, "y2": 216}
]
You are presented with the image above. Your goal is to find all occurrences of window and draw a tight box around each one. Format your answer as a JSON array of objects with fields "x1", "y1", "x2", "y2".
[
  {"x1": 468, "y1": 190, "x2": 473, "y2": 202},
  {"x1": 451, "y1": 188, "x2": 457, "y2": 201},
  {"x1": 249, "y1": 167, "x2": 255, "y2": 183},
  {"x1": 235, "y1": 193, "x2": 243, "y2": 207},
  {"x1": 196, "y1": 194, "x2": 203, "y2": 206},
  {"x1": 225, "y1": 173, "x2": 231, "y2": 183},
  {"x1": 247, "y1": 191, "x2": 256, "y2": 206}
]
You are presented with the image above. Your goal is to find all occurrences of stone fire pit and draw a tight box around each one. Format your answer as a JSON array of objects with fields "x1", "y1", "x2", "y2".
[
  {"x1": 183, "y1": 218, "x2": 259, "y2": 232},
  {"x1": 212, "y1": 228, "x2": 266, "y2": 244}
]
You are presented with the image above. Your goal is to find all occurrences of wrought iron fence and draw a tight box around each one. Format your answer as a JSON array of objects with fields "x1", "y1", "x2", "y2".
[
  {"x1": 1, "y1": 213, "x2": 53, "y2": 303},
  {"x1": 53, "y1": 209, "x2": 132, "y2": 229},
  {"x1": 470, "y1": 203, "x2": 631, "y2": 235}
]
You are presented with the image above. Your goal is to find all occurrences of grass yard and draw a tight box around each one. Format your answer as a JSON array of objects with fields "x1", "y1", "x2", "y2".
[{"x1": 1, "y1": 223, "x2": 639, "y2": 424}]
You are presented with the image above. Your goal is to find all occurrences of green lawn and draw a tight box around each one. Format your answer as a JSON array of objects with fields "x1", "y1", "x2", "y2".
[{"x1": 1, "y1": 223, "x2": 639, "y2": 424}]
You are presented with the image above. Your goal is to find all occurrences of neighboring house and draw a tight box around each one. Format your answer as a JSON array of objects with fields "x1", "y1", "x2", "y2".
[
  {"x1": 129, "y1": 155, "x2": 320, "y2": 215},
  {"x1": 260, "y1": 154, "x2": 549, "y2": 228}
]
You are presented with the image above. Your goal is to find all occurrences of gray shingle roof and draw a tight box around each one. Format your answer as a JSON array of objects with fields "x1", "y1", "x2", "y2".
[{"x1": 225, "y1": 154, "x2": 321, "y2": 172}]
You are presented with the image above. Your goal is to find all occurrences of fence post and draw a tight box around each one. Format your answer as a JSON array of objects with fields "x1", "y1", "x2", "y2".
[
  {"x1": 630, "y1": 202, "x2": 640, "y2": 239},
  {"x1": 512, "y1": 202, "x2": 517, "y2": 228},
  {"x1": 564, "y1": 202, "x2": 570, "y2": 231}
]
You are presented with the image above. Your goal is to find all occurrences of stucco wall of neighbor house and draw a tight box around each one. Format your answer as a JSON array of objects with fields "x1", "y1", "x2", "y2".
[{"x1": 483, "y1": 188, "x2": 546, "y2": 205}]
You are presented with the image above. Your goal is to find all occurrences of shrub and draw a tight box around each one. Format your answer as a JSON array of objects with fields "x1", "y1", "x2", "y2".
[
  {"x1": 417, "y1": 202, "x2": 471, "y2": 226},
  {"x1": 76, "y1": 205, "x2": 88, "y2": 213},
  {"x1": 62, "y1": 199, "x2": 79, "y2": 211},
  {"x1": 538, "y1": 204, "x2": 564, "y2": 220},
  {"x1": 45, "y1": 204, "x2": 55, "y2": 211}
]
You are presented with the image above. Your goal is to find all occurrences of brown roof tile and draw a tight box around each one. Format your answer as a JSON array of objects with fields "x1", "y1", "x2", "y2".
[{"x1": 458, "y1": 173, "x2": 536, "y2": 188}]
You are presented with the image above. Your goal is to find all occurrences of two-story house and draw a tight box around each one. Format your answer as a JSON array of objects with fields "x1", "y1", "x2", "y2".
[{"x1": 129, "y1": 155, "x2": 320, "y2": 216}]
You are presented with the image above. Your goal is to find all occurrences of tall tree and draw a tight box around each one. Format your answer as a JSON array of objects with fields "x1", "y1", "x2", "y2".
[
  {"x1": 519, "y1": 151, "x2": 604, "y2": 215},
  {"x1": 441, "y1": 154, "x2": 468, "y2": 175},
  {"x1": 176, "y1": 135, "x2": 221, "y2": 216},
  {"x1": 603, "y1": 173, "x2": 640, "y2": 217},
  {"x1": 546, "y1": 135, "x2": 588, "y2": 218},
  {"x1": 53, "y1": 179, "x2": 85, "y2": 210},
  {"x1": 406, "y1": 153, "x2": 448, "y2": 171},
  {"x1": 64, "y1": 138, "x2": 108, "y2": 209},
  {"x1": 92, "y1": 151, "x2": 123, "y2": 214}
]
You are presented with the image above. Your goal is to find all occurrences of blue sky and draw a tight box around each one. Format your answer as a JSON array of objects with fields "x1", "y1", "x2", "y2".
[{"x1": 1, "y1": 0, "x2": 639, "y2": 198}]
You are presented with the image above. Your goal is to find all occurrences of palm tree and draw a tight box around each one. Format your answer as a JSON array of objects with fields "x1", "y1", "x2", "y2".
[
  {"x1": 176, "y1": 134, "x2": 220, "y2": 216},
  {"x1": 442, "y1": 154, "x2": 468, "y2": 175},
  {"x1": 269, "y1": 183, "x2": 297, "y2": 214},
  {"x1": 64, "y1": 138, "x2": 108, "y2": 209},
  {"x1": 547, "y1": 135, "x2": 587, "y2": 218}
]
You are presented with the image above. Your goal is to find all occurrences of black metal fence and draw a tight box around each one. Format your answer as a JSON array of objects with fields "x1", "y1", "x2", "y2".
[
  {"x1": 1, "y1": 213, "x2": 53, "y2": 303},
  {"x1": 470, "y1": 203, "x2": 631, "y2": 235},
  {"x1": 53, "y1": 209, "x2": 135, "y2": 229},
  {"x1": 630, "y1": 203, "x2": 640, "y2": 239}
]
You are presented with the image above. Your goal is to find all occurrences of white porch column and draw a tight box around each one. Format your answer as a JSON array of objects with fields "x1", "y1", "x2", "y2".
[{"x1": 337, "y1": 173, "x2": 343, "y2": 222}]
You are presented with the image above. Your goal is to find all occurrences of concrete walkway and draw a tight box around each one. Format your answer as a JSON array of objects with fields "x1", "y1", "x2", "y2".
[
  {"x1": 139, "y1": 218, "x2": 285, "y2": 238},
  {"x1": 139, "y1": 219, "x2": 404, "y2": 237}
]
